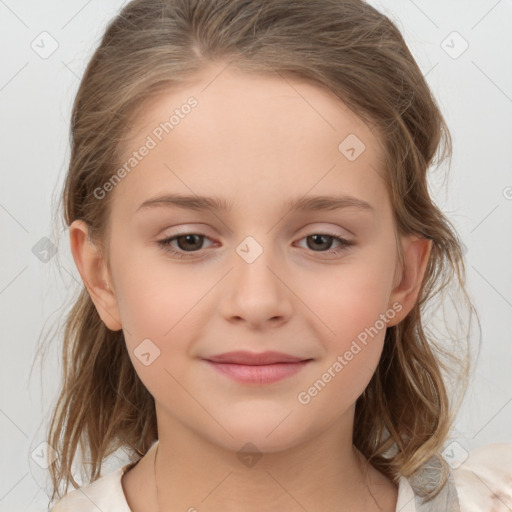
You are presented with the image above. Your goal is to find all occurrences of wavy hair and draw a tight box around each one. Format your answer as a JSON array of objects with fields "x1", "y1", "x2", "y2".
[{"x1": 39, "y1": 0, "x2": 479, "y2": 506}]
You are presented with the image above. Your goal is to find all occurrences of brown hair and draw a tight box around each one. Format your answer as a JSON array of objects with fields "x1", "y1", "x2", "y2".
[{"x1": 40, "y1": 0, "x2": 479, "y2": 507}]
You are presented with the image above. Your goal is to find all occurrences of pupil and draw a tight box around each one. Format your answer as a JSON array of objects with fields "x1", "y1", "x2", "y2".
[
  {"x1": 309, "y1": 234, "x2": 331, "y2": 251},
  {"x1": 178, "y1": 234, "x2": 202, "y2": 251}
]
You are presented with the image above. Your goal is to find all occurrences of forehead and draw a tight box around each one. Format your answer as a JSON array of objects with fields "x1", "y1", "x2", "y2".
[{"x1": 112, "y1": 63, "x2": 388, "y2": 215}]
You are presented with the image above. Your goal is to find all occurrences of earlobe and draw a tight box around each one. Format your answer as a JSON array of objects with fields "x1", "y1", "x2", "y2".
[
  {"x1": 68, "y1": 220, "x2": 123, "y2": 331},
  {"x1": 387, "y1": 235, "x2": 432, "y2": 327}
]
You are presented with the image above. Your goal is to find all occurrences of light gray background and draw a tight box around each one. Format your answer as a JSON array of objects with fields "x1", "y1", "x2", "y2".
[{"x1": 1, "y1": 1, "x2": 511, "y2": 510}]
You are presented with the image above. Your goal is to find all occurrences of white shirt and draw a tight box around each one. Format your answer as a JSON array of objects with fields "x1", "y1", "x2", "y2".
[{"x1": 50, "y1": 442, "x2": 512, "y2": 511}]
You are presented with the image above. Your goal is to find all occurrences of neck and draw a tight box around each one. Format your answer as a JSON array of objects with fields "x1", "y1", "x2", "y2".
[{"x1": 151, "y1": 409, "x2": 397, "y2": 512}]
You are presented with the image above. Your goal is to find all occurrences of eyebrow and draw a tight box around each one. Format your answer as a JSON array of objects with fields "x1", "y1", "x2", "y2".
[{"x1": 136, "y1": 193, "x2": 374, "y2": 214}]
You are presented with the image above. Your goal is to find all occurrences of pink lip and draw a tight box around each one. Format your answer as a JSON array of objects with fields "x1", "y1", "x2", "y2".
[
  {"x1": 203, "y1": 350, "x2": 309, "y2": 365},
  {"x1": 201, "y1": 351, "x2": 313, "y2": 385}
]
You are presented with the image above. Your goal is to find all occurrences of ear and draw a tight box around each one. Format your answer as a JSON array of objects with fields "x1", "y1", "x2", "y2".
[
  {"x1": 68, "y1": 219, "x2": 122, "y2": 331},
  {"x1": 386, "y1": 235, "x2": 432, "y2": 327}
]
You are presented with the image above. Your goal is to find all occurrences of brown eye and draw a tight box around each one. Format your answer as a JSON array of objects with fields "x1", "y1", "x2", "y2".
[
  {"x1": 172, "y1": 234, "x2": 204, "y2": 251},
  {"x1": 157, "y1": 232, "x2": 214, "y2": 258},
  {"x1": 306, "y1": 234, "x2": 335, "y2": 251},
  {"x1": 295, "y1": 233, "x2": 353, "y2": 256}
]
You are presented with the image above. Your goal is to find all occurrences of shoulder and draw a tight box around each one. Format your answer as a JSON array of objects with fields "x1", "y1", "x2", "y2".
[
  {"x1": 50, "y1": 464, "x2": 134, "y2": 512},
  {"x1": 452, "y1": 442, "x2": 512, "y2": 511}
]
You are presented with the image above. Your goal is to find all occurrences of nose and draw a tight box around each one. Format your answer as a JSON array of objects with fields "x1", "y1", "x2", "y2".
[{"x1": 219, "y1": 238, "x2": 293, "y2": 329}]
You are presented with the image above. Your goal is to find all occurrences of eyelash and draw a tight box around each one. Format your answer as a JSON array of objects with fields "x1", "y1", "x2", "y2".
[{"x1": 157, "y1": 231, "x2": 354, "y2": 259}]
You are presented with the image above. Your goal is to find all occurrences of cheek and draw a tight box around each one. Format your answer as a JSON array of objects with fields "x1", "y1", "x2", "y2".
[
  {"x1": 113, "y1": 259, "x2": 198, "y2": 404},
  {"x1": 113, "y1": 243, "x2": 203, "y2": 334},
  {"x1": 296, "y1": 255, "x2": 393, "y2": 393},
  {"x1": 112, "y1": 251, "x2": 229, "y2": 387},
  {"x1": 297, "y1": 279, "x2": 389, "y2": 411},
  {"x1": 113, "y1": 234, "x2": 395, "y2": 398},
  {"x1": 304, "y1": 254, "x2": 394, "y2": 338}
]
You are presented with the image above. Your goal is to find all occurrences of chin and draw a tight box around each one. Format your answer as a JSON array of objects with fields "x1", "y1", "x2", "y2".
[{"x1": 201, "y1": 418, "x2": 307, "y2": 455}]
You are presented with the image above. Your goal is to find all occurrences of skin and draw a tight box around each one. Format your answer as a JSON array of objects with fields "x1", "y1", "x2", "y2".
[{"x1": 69, "y1": 62, "x2": 431, "y2": 512}]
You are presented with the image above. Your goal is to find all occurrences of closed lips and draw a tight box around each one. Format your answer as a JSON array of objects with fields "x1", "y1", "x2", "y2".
[{"x1": 203, "y1": 351, "x2": 312, "y2": 365}]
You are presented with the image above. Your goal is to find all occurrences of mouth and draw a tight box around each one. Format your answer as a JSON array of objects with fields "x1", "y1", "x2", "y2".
[
  {"x1": 203, "y1": 350, "x2": 312, "y2": 365},
  {"x1": 201, "y1": 351, "x2": 313, "y2": 385}
]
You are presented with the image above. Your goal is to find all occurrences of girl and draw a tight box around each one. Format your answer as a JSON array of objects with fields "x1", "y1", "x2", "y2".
[{"x1": 45, "y1": 0, "x2": 512, "y2": 511}]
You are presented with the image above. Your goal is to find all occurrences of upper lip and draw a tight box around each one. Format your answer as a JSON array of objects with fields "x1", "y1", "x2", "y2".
[{"x1": 203, "y1": 351, "x2": 311, "y2": 365}]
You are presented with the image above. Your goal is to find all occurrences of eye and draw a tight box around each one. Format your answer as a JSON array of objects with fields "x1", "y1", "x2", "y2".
[
  {"x1": 294, "y1": 233, "x2": 354, "y2": 256},
  {"x1": 157, "y1": 232, "x2": 215, "y2": 258},
  {"x1": 157, "y1": 231, "x2": 354, "y2": 259}
]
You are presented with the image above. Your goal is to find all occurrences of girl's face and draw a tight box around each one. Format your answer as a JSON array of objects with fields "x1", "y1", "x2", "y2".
[{"x1": 72, "y1": 63, "x2": 429, "y2": 453}]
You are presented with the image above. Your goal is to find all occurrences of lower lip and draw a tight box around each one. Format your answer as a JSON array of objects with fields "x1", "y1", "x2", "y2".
[{"x1": 203, "y1": 360, "x2": 312, "y2": 384}]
